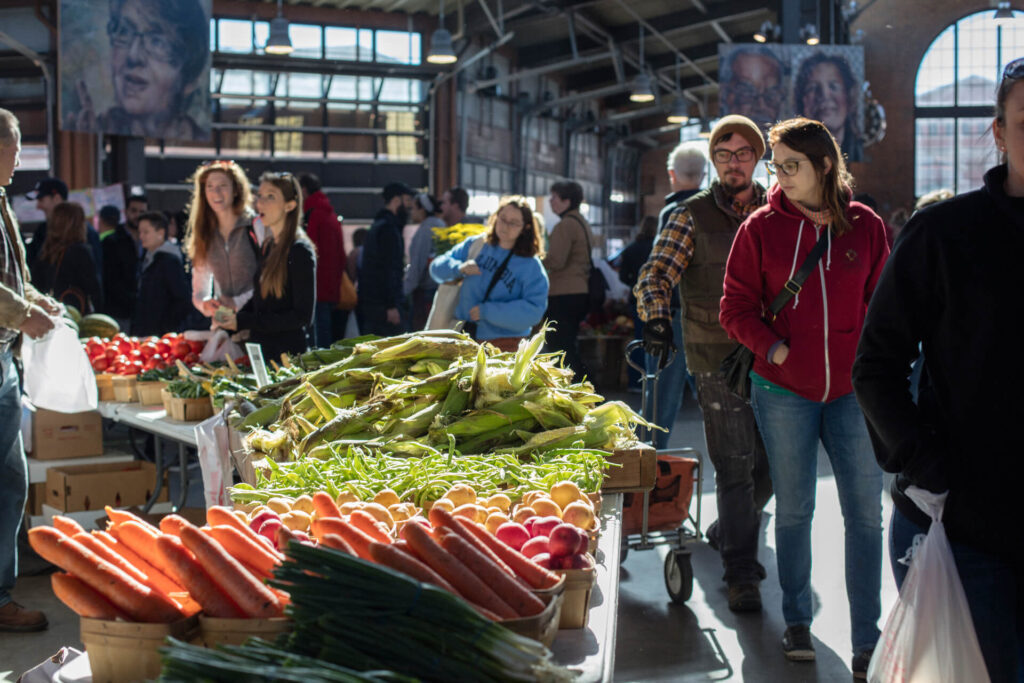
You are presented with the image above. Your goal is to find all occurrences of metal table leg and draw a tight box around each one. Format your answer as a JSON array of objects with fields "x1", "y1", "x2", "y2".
[
  {"x1": 142, "y1": 435, "x2": 165, "y2": 513},
  {"x1": 175, "y1": 444, "x2": 189, "y2": 511}
]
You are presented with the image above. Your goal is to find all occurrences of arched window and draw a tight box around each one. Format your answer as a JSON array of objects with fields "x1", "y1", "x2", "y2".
[{"x1": 915, "y1": 11, "x2": 1024, "y2": 196}]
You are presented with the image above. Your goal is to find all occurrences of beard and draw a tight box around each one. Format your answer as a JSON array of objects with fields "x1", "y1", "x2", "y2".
[{"x1": 719, "y1": 171, "x2": 752, "y2": 197}]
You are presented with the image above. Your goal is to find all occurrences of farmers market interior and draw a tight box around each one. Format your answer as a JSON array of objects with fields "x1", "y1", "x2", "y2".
[{"x1": 1, "y1": 0, "x2": 1020, "y2": 681}]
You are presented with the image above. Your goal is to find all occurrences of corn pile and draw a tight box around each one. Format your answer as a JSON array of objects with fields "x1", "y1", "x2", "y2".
[{"x1": 231, "y1": 325, "x2": 657, "y2": 463}]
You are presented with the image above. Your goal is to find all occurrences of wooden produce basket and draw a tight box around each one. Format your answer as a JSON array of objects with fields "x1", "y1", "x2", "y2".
[
  {"x1": 501, "y1": 579, "x2": 565, "y2": 647},
  {"x1": 137, "y1": 380, "x2": 169, "y2": 406},
  {"x1": 601, "y1": 443, "x2": 657, "y2": 492},
  {"x1": 198, "y1": 615, "x2": 291, "y2": 648},
  {"x1": 95, "y1": 373, "x2": 115, "y2": 402},
  {"x1": 161, "y1": 388, "x2": 214, "y2": 422},
  {"x1": 111, "y1": 375, "x2": 139, "y2": 403},
  {"x1": 80, "y1": 615, "x2": 198, "y2": 683},
  {"x1": 554, "y1": 566, "x2": 596, "y2": 629}
]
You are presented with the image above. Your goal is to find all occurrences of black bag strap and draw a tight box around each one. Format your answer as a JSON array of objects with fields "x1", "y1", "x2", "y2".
[
  {"x1": 565, "y1": 213, "x2": 595, "y2": 271},
  {"x1": 481, "y1": 249, "x2": 514, "y2": 303},
  {"x1": 766, "y1": 226, "x2": 831, "y2": 322}
]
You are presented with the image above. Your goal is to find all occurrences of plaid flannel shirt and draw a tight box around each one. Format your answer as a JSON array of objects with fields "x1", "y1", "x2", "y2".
[{"x1": 634, "y1": 181, "x2": 766, "y2": 322}]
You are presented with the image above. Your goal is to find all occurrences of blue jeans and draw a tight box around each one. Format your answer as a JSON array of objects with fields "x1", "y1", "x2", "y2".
[
  {"x1": 313, "y1": 302, "x2": 334, "y2": 348},
  {"x1": 750, "y1": 384, "x2": 883, "y2": 654},
  {"x1": 643, "y1": 308, "x2": 695, "y2": 449},
  {"x1": 0, "y1": 349, "x2": 28, "y2": 608},
  {"x1": 889, "y1": 506, "x2": 1023, "y2": 682}
]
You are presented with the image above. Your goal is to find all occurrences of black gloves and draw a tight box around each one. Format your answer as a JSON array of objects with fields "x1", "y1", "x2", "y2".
[{"x1": 642, "y1": 317, "x2": 675, "y2": 368}]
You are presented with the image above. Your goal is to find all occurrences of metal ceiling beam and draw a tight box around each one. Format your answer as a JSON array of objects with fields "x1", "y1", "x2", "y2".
[
  {"x1": 529, "y1": 82, "x2": 631, "y2": 114},
  {"x1": 607, "y1": 0, "x2": 766, "y2": 43},
  {"x1": 610, "y1": 0, "x2": 716, "y2": 88},
  {"x1": 466, "y1": 47, "x2": 613, "y2": 92}
]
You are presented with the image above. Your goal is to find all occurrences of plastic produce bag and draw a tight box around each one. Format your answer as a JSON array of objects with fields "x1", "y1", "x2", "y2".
[
  {"x1": 21, "y1": 319, "x2": 97, "y2": 413},
  {"x1": 194, "y1": 410, "x2": 233, "y2": 508},
  {"x1": 868, "y1": 486, "x2": 990, "y2": 683},
  {"x1": 197, "y1": 328, "x2": 242, "y2": 364}
]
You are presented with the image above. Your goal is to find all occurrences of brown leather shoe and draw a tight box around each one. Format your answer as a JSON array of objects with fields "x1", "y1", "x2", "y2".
[
  {"x1": 727, "y1": 583, "x2": 762, "y2": 612},
  {"x1": 0, "y1": 601, "x2": 49, "y2": 632}
]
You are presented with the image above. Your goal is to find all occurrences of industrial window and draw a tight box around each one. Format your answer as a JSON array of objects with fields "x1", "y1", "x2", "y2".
[{"x1": 914, "y1": 11, "x2": 1024, "y2": 197}]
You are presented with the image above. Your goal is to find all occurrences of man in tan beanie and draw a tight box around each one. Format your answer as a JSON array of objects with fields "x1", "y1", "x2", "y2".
[{"x1": 634, "y1": 114, "x2": 772, "y2": 612}]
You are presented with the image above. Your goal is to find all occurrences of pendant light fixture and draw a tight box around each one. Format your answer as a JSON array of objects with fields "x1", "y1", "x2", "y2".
[
  {"x1": 994, "y1": 1, "x2": 1016, "y2": 23},
  {"x1": 667, "y1": 59, "x2": 688, "y2": 123},
  {"x1": 265, "y1": 0, "x2": 293, "y2": 55},
  {"x1": 630, "y1": 24, "x2": 655, "y2": 103},
  {"x1": 427, "y1": 0, "x2": 457, "y2": 65},
  {"x1": 801, "y1": 23, "x2": 820, "y2": 45}
]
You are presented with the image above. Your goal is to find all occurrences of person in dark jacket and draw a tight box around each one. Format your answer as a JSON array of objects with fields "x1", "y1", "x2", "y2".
[
  {"x1": 102, "y1": 195, "x2": 147, "y2": 329},
  {"x1": 30, "y1": 201, "x2": 101, "y2": 314},
  {"x1": 131, "y1": 212, "x2": 188, "y2": 337},
  {"x1": 26, "y1": 177, "x2": 103, "y2": 288},
  {"x1": 358, "y1": 182, "x2": 412, "y2": 336},
  {"x1": 853, "y1": 59, "x2": 1024, "y2": 683},
  {"x1": 215, "y1": 172, "x2": 315, "y2": 362},
  {"x1": 299, "y1": 173, "x2": 346, "y2": 346}
]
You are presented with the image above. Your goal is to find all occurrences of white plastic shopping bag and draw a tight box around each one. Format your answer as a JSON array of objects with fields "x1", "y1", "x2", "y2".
[
  {"x1": 21, "y1": 319, "x2": 98, "y2": 413},
  {"x1": 196, "y1": 328, "x2": 243, "y2": 364},
  {"x1": 194, "y1": 410, "x2": 233, "y2": 508},
  {"x1": 868, "y1": 486, "x2": 989, "y2": 683}
]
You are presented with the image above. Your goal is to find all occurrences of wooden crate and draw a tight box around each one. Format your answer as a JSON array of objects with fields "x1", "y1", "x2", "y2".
[
  {"x1": 111, "y1": 376, "x2": 138, "y2": 403},
  {"x1": 601, "y1": 443, "x2": 656, "y2": 492},
  {"x1": 137, "y1": 380, "x2": 168, "y2": 406},
  {"x1": 80, "y1": 615, "x2": 198, "y2": 683},
  {"x1": 501, "y1": 581, "x2": 564, "y2": 647},
  {"x1": 198, "y1": 615, "x2": 291, "y2": 648},
  {"x1": 95, "y1": 374, "x2": 115, "y2": 402},
  {"x1": 161, "y1": 388, "x2": 214, "y2": 422}
]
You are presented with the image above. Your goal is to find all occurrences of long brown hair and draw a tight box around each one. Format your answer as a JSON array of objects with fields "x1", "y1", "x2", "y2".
[
  {"x1": 39, "y1": 202, "x2": 86, "y2": 265},
  {"x1": 768, "y1": 117, "x2": 855, "y2": 236},
  {"x1": 182, "y1": 160, "x2": 252, "y2": 265},
  {"x1": 485, "y1": 196, "x2": 545, "y2": 258},
  {"x1": 257, "y1": 172, "x2": 311, "y2": 299}
]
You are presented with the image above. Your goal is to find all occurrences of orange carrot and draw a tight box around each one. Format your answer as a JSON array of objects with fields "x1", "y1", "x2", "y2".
[
  {"x1": 432, "y1": 508, "x2": 516, "y2": 579},
  {"x1": 179, "y1": 525, "x2": 282, "y2": 618},
  {"x1": 368, "y1": 542, "x2": 460, "y2": 595},
  {"x1": 458, "y1": 519, "x2": 561, "y2": 589},
  {"x1": 312, "y1": 491, "x2": 343, "y2": 519},
  {"x1": 92, "y1": 530, "x2": 184, "y2": 596},
  {"x1": 319, "y1": 533, "x2": 356, "y2": 555},
  {"x1": 110, "y1": 521, "x2": 167, "y2": 572},
  {"x1": 206, "y1": 525, "x2": 282, "y2": 578},
  {"x1": 52, "y1": 515, "x2": 86, "y2": 537},
  {"x1": 70, "y1": 532, "x2": 150, "y2": 587},
  {"x1": 312, "y1": 517, "x2": 374, "y2": 560},
  {"x1": 104, "y1": 505, "x2": 158, "y2": 532},
  {"x1": 28, "y1": 527, "x2": 183, "y2": 622},
  {"x1": 51, "y1": 572, "x2": 130, "y2": 620},
  {"x1": 168, "y1": 592, "x2": 202, "y2": 617},
  {"x1": 155, "y1": 534, "x2": 244, "y2": 618},
  {"x1": 159, "y1": 514, "x2": 191, "y2": 537},
  {"x1": 349, "y1": 510, "x2": 393, "y2": 544},
  {"x1": 438, "y1": 531, "x2": 545, "y2": 617},
  {"x1": 402, "y1": 522, "x2": 516, "y2": 619}
]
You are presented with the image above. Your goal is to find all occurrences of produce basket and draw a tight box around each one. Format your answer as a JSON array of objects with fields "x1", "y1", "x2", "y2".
[
  {"x1": 554, "y1": 566, "x2": 596, "y2": 629},
  {"x1": 95, "y1": 373, "x2": 115, "y2": 402},
  {"x1": 111, "y1": 375, "x2": 139, "y2": 403},
  {"x1": 602, "y1": 443, "x2": 657, "y2": 492},
  {"x1": 500, "y1": 581, "x2": 565, "y2": 647},
  {"x1": 80, "y1": 614, "x2": 198, "y2": 683},
  {"x1": 198, "y1": 615, "x2": 291, "y2": 648},
  {"x1": 161, "y1": 388, "x2": 214, "y2": 422},
  {"x1": 137, "y1": 380, "x2": 169, "y2": 406}
]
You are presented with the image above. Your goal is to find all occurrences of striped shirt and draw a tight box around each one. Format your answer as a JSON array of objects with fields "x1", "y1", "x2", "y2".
[{"x1": 634, "y1": 181, "x2": 766, "y2": 322}]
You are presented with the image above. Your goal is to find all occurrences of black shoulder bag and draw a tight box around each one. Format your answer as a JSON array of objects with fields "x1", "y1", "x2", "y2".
[
  {"x1": 720, "y1": 226, "x2": 832, "y2": 400},
  {"x1": 462, "y1": 248, "x2": 514, "y2": 340},
  {"x1": 568, "y1": 214, "x2": 608, "y2": 314}
]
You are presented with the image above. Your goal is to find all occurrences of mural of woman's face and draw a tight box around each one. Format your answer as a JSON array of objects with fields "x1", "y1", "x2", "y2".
[
  {"x1": 109, "y1": 0, "x2": 186, "y2": 117},
  {"x1": 801, "y1": 62, "x2": 849, "y2": 142}
]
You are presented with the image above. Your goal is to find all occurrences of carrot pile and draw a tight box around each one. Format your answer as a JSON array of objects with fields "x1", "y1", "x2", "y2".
[{"x1": 30, "y1": 506, "x2": 287, "y2": 622}]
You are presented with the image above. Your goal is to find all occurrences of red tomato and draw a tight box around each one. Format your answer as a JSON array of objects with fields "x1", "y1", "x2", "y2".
[
  {"x1": 143, "y1": 336, "x2": 159, "y2": 345},
  {"x1": 156, "y1": 341, "x2": 171, "y2": 356},
  {"x1": 188, "y1": 339, "x2": 205, "y2": 354},
  {"x1": 143, "y1": 358, "x2": 159, "y2": 371},
  {"x1": 173, "y1": 340, "x2": 191, "y2": 358},
  {"x1": 151, "y1": 353, "x2": 165, "y2": 365},
  {"x1": 139, "y1": 342, "x2": 159, "y2": 359},
  {"x1": 116, "y1": 339, "x2": 134, "y2": 354},
  {"x1": 184, "y1": 352, "x2": 200, "y2": 365},
  {"x1": 91, "y1": 356, "x2": 109, "y2": 372},
  {"x1": 105, "y1": 347, "x2": 119, "y2": 361},
  {"x1": 85, "y1": 338, "x2": 104, "y2": 355},
  {"x1": 128, "y1": 349, "x2": 143, "y2": 361}
]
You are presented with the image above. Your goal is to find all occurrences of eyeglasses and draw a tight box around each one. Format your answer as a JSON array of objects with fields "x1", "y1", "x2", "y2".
[
  {"x1": 107, "y1": 19, "x2": 179, "y2": 64},
  {"x1": 1003, "y1": 57, "x2": 1024, "y2": 80},
  {"x1": 496, "y1": 216, "x2": 524, "y2": 229},
  {"x1": 727, "y1": 83, "x2": 785, "y2": 109},
  {"x1": 712, "y1": 147, "x2": 757, "y2": 164},
  {"x1": 765, "y1": 159, "x2": 810, "y2": 177}
]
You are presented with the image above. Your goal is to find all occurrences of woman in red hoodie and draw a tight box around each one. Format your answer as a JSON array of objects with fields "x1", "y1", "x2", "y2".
[{"x1": 720, "y1": 118, "x2": 889, "y2": 675}]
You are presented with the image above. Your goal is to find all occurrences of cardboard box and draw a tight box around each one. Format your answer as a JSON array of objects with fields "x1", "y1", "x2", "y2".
[
  {"x1": 602, "y1": 443, "x2": 657, "y2": 492},
  {"x1": 25, "y1": 482, "x2": 45, "y2": 516},
  {"x1": 46, "y1": 461, "x2": 168, "y2": 513},
  {"x1": 32, "y1": 408, "x2": 103, "y2": 460}
]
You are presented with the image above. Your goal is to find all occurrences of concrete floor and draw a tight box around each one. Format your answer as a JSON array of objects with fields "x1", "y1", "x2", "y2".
[{"x1": 1, "y1": 391, "x2": 900, "y2": 682}]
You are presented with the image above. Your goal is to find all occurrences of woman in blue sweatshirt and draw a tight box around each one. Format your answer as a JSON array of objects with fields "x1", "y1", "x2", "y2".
[{"x1": 430, "y1": 196, "x2": 548, "y2": 352}]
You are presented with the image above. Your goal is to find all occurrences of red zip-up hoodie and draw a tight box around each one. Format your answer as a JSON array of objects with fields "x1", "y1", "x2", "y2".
[{"x1": 720, "y1": 184, "x2": 889, "y2": 403}]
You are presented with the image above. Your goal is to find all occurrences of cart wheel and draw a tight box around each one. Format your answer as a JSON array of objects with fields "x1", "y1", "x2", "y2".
[
  {"x1": 619, "y1": 545, "x2": 629, "y2": 564},
  {"x1": 664, "y1": 550, "x2": 693, "y2": 603}
]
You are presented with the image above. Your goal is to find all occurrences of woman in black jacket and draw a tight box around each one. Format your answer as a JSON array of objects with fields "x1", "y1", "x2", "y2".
[
  {"x1": 30, "y1": 201, "x2": 101, "y2": 314},
  {"x1": 215, "y1": 172, "x2": 315, "y2": 362},
  {"x1": 853, "y1": 58, "x2": 1024, "y2": 681},
  {"x1": 132, "y1": 212, "x2": 189, "y2": 337}
]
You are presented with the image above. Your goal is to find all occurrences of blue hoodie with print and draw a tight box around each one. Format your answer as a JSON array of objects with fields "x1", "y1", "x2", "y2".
[{"x1": 429, "y1": 236, "x2": 549, "y2": 340}]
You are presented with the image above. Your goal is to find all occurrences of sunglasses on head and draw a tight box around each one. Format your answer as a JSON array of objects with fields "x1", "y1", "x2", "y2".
[
  {"x1": 1003, "y1": 57, "x2": 1024, "y2": 80},
  {"x1": 200, "y1": 160, "x2": 236, "y2": 169}
]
